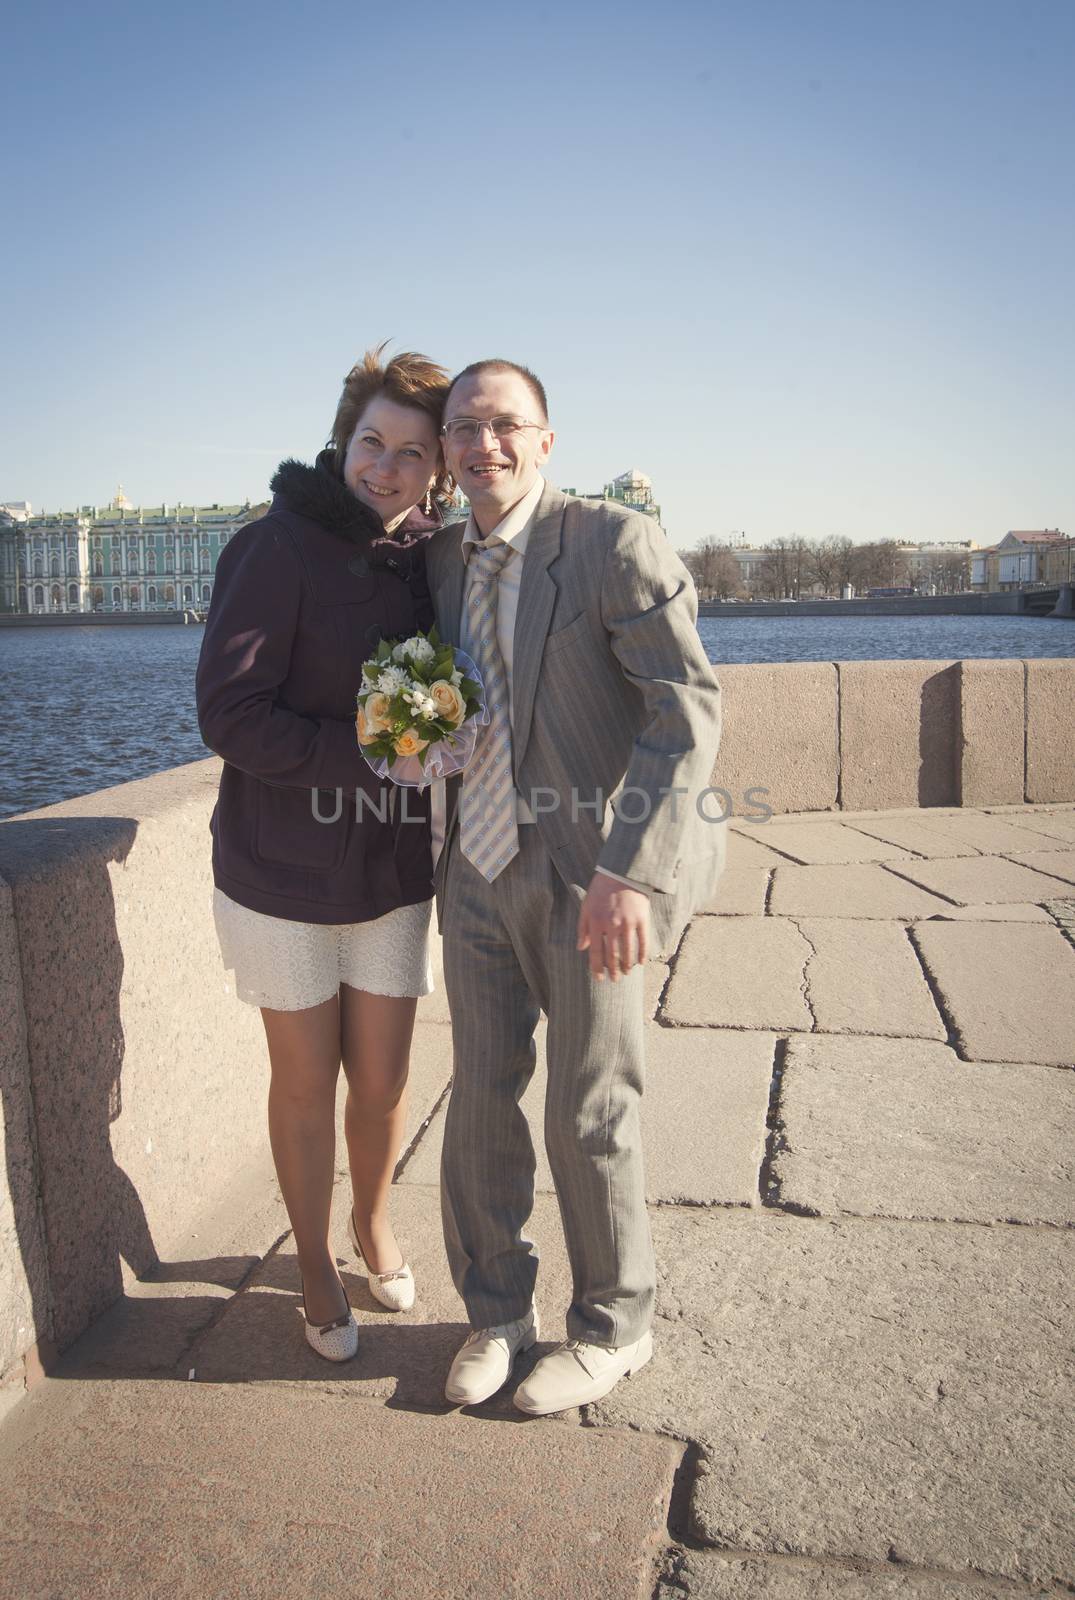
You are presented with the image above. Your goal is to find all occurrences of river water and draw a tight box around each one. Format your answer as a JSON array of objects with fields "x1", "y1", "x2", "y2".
[{"x1": 1, "y1": 615, "x2": 1072, "y2": 820}]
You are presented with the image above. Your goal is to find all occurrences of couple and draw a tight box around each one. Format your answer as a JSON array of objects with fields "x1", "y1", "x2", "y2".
[{"x1": 196, "y1": 346, "x2": 723, "y2": 1415}]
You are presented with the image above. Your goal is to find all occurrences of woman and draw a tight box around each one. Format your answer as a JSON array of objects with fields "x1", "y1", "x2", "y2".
[{"x1": 196, "y1": 345, "x2": 451, "y2": 1361}]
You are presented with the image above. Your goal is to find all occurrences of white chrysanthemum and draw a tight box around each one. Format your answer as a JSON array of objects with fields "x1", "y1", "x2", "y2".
[
  {"x1": 376, "y1": 665, "x2": 409, "y2": 694},
  {"x1": 391, "y1": 643, "x2": 409, "y2": 663},
  {"x1": 404, "y1": 636, "x2": 435, "y2": 665},
  {"x1": 449, "y1": 668, "x2": 463, "y2": 688}
]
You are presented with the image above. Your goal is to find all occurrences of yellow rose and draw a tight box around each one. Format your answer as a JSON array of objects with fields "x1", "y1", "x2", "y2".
[
  {"x1": 429, "y1": 679, "x2": 466, "y2": 727},
  {"x1": 365, "y1": 691, "x2": 391, "y2": 730},
  {"x1": 356, "y1": 706, "x2": 378, "y2": 746},
  {"x1": 394, "y1": 729, "x2": 429, "y2": 758}
]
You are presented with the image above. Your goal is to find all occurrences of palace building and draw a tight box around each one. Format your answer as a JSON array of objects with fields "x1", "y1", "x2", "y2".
[
  {"x1": 561, "y1": 468, "x2": 663, "y2": 528},
  {"x1": 0, "y1": 489, "x2": 254, "y2": 615}
]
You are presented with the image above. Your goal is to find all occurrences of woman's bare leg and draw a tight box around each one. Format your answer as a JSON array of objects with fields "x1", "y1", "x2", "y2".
[
  {"x1": 261, "y1": 996, "x2": 348, "y2": 1325},
  {"x1": 340, "y1": 985, "x2": 417, "y2": 1273}
]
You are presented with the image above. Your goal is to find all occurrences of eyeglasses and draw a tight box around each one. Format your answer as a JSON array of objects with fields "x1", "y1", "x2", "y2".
[{"x1": 441, "y1": 415, "x2": 547, "y2": 444}]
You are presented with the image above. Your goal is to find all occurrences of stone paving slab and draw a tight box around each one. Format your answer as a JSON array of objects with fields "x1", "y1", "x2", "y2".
[
  {"x1": 0, "y1": 1377, "x2": 679, "y2": 1600},
  {"x1": 188, "y1": 1187, "x2": 575, "y2": 1406},
  {"x1": 904, "y1": 814, "x2": 1068, "y2": 855},
  {"x1": 839, "y1": 818, "x2": 982, "y2": 859},
  {"x1": 657, "y1": 1551, "x2": 1064, "y2": 1599},
  {"x1": 1002, "y1": 849, "x2": 1075, "y2": 885},
  {"x1": 401, "y1": 1030, "x2": 776, "y2": 1208},
  {"x1": 740, "y1": 809, "x2": 971, "y2": 826},
  {"x1": 725, "y1": 829, "x2": 799, "y2": 868},
  {"x1": 769, "y1": 864, "x2": 954, "y2": 921},
  {"x1": 885, "y1": 855, "x2": 1075, "y2": 906},
  {"x1": 664, "y1": 918, "x2": 812, "y2": 1030},
  {"x1": 592, "y1": 1210, "x2": 1075, "y2": 1589},
  {"x1": 922, "y1": 902, "x2": 1054, "y2": 923},
  {"x1": 912, "y1": 920, "x2": 1075, "y2": 1066},
  {"x1": 794, "y1": 920, "x2": 946, "y2": 1039},
  {"x1": 737, "y1": 822, "x2": 916, "y2": 866},
  {"x1": 985, "y1": 804, "x2": 1075, "y2": 814},
  {"x1": 701, "y1": 864, "x2": 770, "y2": 915},
  {"x1": 772, "y1": 1036, "x2": 1075, "y2": 1224},
  {"x1": 998, "y1": 812, "x2": 1075, "y2": 846}
]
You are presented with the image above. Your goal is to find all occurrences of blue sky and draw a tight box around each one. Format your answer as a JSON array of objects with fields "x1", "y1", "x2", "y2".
[{"x1": 2, "y1": 0, "x2": 1072, "y2": 547}]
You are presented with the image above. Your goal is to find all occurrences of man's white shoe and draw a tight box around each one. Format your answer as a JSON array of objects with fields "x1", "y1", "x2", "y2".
[
  {"x1": 444, "y1": 1307, "x2": 540, "y2": 1405},
  {"x1": 513, "y1": 1331, "x2": 653, "y2": 1416}
]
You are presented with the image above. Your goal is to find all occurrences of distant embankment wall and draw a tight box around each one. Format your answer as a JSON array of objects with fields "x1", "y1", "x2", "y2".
[
  {"x1": 0, "y1": 658, "x2": 1071, "y2": 1393},
  {"x1": 0, "y1": 612, "x2": 194, "y2": 627},
  {"x1": 700, "y1": 589, "x2": 1071, "y2": 617}
]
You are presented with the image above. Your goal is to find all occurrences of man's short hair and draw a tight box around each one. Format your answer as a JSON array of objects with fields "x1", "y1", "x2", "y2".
[{"x1": 447, "y1": 359, "x2": 549, "y2": 423}]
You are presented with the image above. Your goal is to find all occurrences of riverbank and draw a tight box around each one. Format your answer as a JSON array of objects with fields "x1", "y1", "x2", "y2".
[
  {"x1": 0, "y1": 611, "x2": 203, "y2": 627},
  {"x1": 700, "y1": 586, "x2": 1074, "y2": 618}
]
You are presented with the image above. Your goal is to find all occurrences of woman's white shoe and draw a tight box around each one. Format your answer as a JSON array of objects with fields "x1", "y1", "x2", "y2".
[
  {"x1": 300, "y1": 1281, "x2": 359, "y2": 1363},
  {"x1": 348, "y1": 1211, "x2": 416, "y2": 1313}
]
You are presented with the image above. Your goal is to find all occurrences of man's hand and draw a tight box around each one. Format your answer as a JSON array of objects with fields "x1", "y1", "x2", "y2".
[{"x1": 577, "y1": 874, "x2": 649, "y2": 981}]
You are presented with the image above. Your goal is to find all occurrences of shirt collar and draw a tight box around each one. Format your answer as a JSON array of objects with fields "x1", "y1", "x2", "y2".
[{"x1": 461, "y1": 475, "x2": 546, "y2": 563}]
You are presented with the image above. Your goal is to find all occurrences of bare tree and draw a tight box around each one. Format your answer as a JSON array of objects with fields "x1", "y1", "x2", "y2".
[
  {"x1": 850, "y1": 541, "x2": 910, "y2": 592},
  {"x1": 756, "y1": 537, "x2": 811, "y2": 599},
  {"x1": 921, "y1": 552, "x2": 970, "y2": 594},
  {"x1": 812, "y1": 536, "x2": 851, "y2": 597},
  {"x1": 789, "y1": 536, "x2": 815, "y2": 598},
  {"x1": 683, "y1": 538, "x2": 742, "y2": 600},
  {"x1": 677, "y1": 547, "x2": 704, "y2": 591}
]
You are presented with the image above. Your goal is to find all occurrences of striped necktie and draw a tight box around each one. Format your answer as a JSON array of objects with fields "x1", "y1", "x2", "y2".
[{"x1": 459, "y1": 538, "x2": 519, "y2": 882}]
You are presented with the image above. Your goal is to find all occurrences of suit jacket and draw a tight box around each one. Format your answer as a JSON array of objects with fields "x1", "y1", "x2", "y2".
[{"x1": 425, "y1": 482, "x2": 725, "y2": 957}]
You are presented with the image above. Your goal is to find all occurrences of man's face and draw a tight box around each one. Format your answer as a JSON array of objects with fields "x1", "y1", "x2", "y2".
[{"x1": 442, "y1": 370, "x2": 554, "y2": 527}]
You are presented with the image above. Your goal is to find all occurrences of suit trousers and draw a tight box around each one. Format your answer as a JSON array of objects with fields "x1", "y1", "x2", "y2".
[{"x1": 440, "y1": 823, "x2": 655, "y2": 1347}]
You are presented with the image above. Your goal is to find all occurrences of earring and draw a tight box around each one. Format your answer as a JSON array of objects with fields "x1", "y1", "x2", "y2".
[{"x1": 423, "y1": 489, "x2": 432, "y2": 516}]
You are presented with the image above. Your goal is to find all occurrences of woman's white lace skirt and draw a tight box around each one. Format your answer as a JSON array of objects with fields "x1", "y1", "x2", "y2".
[{"x1": 213, "y1": 890, "x2": 434, "y2": 1011}]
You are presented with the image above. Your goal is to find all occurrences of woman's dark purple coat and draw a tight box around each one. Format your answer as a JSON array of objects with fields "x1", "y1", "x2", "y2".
[{"x1": 196, "y1": 454, "x2": 437, "y2": 924}]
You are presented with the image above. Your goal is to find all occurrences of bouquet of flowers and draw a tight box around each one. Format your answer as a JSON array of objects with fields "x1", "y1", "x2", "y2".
[{"x1": 355, "y1": 626, "x2": 485, "y2": 784}]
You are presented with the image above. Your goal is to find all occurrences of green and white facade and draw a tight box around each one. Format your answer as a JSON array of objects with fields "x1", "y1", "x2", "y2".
[{"x1": 0, "y1": 494, "x2": 254, "y2": 615}]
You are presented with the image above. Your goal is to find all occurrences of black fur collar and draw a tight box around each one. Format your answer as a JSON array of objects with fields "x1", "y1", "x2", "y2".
[{"x1": 270, "y1": 452, "x2": 386, "y2": 549}]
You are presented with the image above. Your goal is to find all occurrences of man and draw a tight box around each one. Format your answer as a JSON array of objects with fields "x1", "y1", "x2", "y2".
[{"x1": 426, "y1": 360, "x2": 723, "y2": 1415}]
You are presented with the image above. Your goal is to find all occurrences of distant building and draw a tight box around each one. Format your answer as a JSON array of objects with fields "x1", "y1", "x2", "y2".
[
  {"x1": 561, "y1": 468, "x2": 663, "y2": 528},
  {"x1": 727, "y1": 544, "x2": 769, "y2": 590},
  {"x1": 971, "y1": 530, "x2": 1072, "y2": 591},
  {"x1": 0, "y1": 489, "x2": 254, "y2": 615},
  {"x1": 896, "y1": 540, "x2": 978, "y2": 592}
]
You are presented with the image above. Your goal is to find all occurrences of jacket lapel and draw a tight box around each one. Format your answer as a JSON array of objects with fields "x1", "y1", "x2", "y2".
[
  {"x1": 432, "y1": 526, "x2": 467, "y2": 645},
  {"x1": 511, "y1": 482, "x2": 565, "y2": 771}
]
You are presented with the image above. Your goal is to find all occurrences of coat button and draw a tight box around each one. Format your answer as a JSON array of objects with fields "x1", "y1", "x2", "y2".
[{"x1": 349, "y1": 556, "x2": 369, "y2": 576}]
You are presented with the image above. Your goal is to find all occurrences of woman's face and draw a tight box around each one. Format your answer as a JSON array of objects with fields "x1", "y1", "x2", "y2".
[{"x1": 343, "y1": 395, "x2": 440, "y2": 532}]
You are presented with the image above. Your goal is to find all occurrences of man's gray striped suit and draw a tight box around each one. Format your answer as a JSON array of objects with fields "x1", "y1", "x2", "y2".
[{"x1": 427, "y1": 483, "x2": 723, "y2": 1347}]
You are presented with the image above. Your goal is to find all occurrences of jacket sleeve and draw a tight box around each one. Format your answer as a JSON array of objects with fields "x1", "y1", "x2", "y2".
[
  {"x1": 195, "y1": 517, "x2": 386, "y2": 799},
  {"x1": 595, "y1": 513, "x2": 722, "y2": 893}
]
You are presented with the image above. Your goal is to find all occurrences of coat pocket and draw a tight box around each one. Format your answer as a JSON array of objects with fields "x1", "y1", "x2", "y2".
[
  {"x1": 543, "y1": 611, "x2": 591, "y2": 654},
  {"x1": 253, "y1": 784, "x2": 350, "y2": 873}
]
